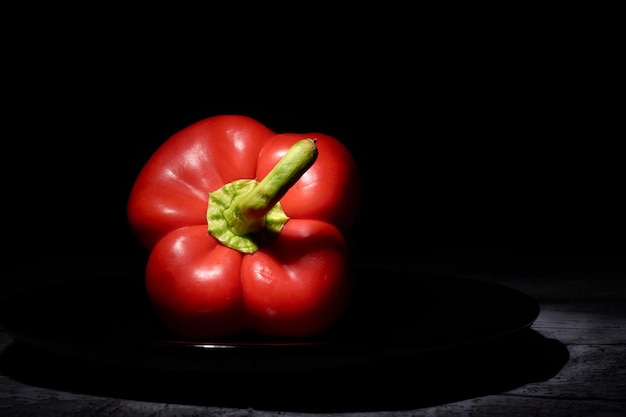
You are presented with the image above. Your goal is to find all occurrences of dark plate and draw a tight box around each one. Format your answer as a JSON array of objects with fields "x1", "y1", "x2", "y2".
[{"x1": 0, "y1": 266, "x2": 539, "y2": 372}]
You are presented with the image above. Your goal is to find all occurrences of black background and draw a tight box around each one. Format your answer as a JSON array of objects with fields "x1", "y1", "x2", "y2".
[{"x1": 3, "y1": 6, "x2": 623, "y2": 273}]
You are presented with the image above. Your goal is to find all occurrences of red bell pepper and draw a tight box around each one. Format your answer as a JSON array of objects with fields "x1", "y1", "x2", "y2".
[{"x1": 127, "y1": 115, "x2": 360, "y2": 340}]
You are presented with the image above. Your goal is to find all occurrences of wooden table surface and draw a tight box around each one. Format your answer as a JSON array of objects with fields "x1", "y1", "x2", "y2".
[{"x1": 1, "y1": 253, "x2": 624, "y2": 417}]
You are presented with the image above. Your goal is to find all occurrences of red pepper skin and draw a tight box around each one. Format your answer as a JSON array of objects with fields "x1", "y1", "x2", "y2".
[
  {"x1": 146, "y1": 220, "x2": 349, "y2": 339},
  {"x1": 128, "y1": 115, "x2": 359, "y2": 339}
]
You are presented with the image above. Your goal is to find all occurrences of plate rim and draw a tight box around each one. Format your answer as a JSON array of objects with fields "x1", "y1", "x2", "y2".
[{"x1": 0, "y1": 267, "x2": 540, "y2": 371}]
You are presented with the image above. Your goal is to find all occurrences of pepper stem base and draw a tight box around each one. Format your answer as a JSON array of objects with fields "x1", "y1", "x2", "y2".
[{"x1": 207, "y1": 179, "x2": 289, "y2": 253}]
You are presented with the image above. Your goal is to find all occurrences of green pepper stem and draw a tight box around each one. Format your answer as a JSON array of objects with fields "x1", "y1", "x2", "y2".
[{"x1": 223, "y1": 138, "x2": 318, "y2": 235}]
